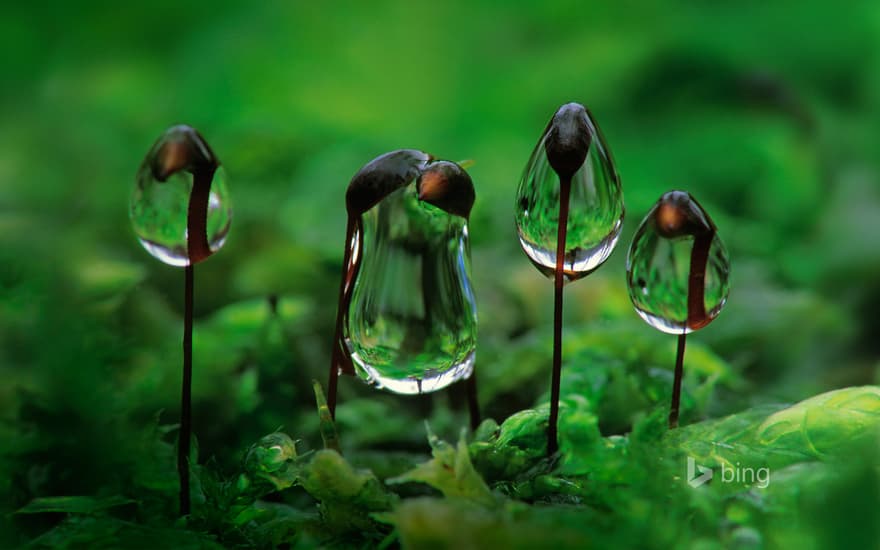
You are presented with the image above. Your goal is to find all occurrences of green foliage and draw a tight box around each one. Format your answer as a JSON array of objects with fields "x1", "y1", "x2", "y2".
[
  {"x1": 15, "y1": 496, "x2": 135, "y2": 516},
  {"x1": 389, "y1": 427, "x2": 496, "y2": 507},
  {"x1": 756, "y1": 386, "x2": 880, "y2": 457},
  {"x1": 312, "y1": 382, "x2": 340, "y2": 452},
  {"x1": 12, "y1": 386, "x2": 880, "y2": 548},
  {"x1": 241, "y1": 433, "x2": 300, "y2": 493},
  {"x1": 391, "y1": 386, "x2": 880, "y2": 549},
  {"x1": 24, "y1": 517, "x2": 226, "y2": 550}
]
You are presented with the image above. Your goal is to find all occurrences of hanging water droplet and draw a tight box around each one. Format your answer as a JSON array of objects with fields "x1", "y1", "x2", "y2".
[
  {"x1": 130, "y1": 125, "x2": 232, "y2": 266},
  {"x1": 344, "y1": 155, "x2": 477, "y2": 394},
  {"x1": 515, "y1": 103, "x2": 625, "y2": 281},
  {"x1": 626, "y1": 190, "x2": 730, "y2": 334}
]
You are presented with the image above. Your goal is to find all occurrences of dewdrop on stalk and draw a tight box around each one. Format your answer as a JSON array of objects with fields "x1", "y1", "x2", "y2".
[
  {"x1": 131, "y1": 125, "x2": 231, "y2": 266},
  {"x1": 130, "y1": 124, "x2": 231, "y2": 516},
  {"x1": 328, "y1": 150, "x2": 480, "y2": 426},
  {"x1": 514, "y1": 102, "x2": 624, "y2": 455},
  {"x1": 626, "y1": 190, "x2": 729, "y2": 428},
  {"x1": 515, "y1": 103, "x2": 624, "y2": 280},
  {"x1": 626, "y1": 190, "x2": 729, "y2": 334}
]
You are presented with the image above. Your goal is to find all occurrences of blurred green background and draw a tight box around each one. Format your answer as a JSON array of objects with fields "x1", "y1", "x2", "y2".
[{"x1": 3, "y1": 0, "x2": 880, "y2": 546}]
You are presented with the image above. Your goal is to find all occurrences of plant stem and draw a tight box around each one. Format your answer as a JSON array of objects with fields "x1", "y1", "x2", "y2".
[
  {"x1": 548, "y1": 176, "x2": 572, "y2": 456},
  {"x1": 186, "y1": 167, "x2": 214, "y2": 264},
  {"x1": 669, "y1": 332, "x2": 686, "y2": 428},
  {"x1": 329, "y1": 216, "x2": 358, "y2": 419},
  {"x1": 687, "y1": 231, "x2": 714, "y2": 330},
  {"x1": 177, "y1": 162, "x2": 213, "y2": 517},
  {"x1": 327, "y1": 362, "x2": 339, "y2": 420},
  {"x1": 670, "y1": 229, "x2": 715, "y2": 429},
  {"x1": 466, "y1": 371, "x2": 480, "y2": 430},
  {"x1": 179, "y1": 264, "x2": 194, "y2": 516}
]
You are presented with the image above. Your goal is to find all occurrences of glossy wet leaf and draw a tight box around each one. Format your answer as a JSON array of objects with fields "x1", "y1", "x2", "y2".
[
  {"x1": 670, "y1": 386, "x2": 880, "y2": 482},
  {"x1": 670, "y1": 405, "x2": 807, "y2": 479},
  {"x1": 514, "y1": 103, "x2": 624, "y2": 281},
  {"x1": 470, "y1": 409, "x2": 549, "y2": 483},
  {"x1": 344, "y1": 155, "x2": 477, "y2": 394},
  {"x1": 130, "y1": 125, "x2": 232, "y2": 267},
  {"x1": 627, "y1": 191, "x2": 730, "y2": 334},
  {"x1": 756, "y1": 386, "x2": 880, "y2": 457},
  {"x1": 469, "y1": 400, "x2": 603, "y2": 483}
]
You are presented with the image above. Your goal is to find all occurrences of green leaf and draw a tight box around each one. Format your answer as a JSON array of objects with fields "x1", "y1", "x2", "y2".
[
  {"x1": 313, "y1": 380, "x2": 340, "y2": 452},
  {"x1": 300, "y1": 450, "x2": 395, "y2": 509},
  {"x1": 298, "y1": 449, "x2": 396, "y2": 540},
  {"x1": 390, "y1": 427, "x2": 496, "y2": 507},
  {"x1": 670, "y1": 386, "x2": 880, "y2": 488},
  {"x1": 470, "y1": 409, "x2": 548, "y2": 484},
  {"x1": 242, "y1": 432, "x2": 303, "y2": 493},
  {"x1": 756, "y1": 386, "x2": 880, "y2": 457}
]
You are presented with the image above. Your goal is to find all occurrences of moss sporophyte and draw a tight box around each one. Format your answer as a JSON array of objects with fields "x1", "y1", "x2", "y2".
[
  {"x1": 130, "y1": 125, "x2": 232, "y2": 516},
  {"x1": 626, "y1": 190, "x2": 730, "y2": 428},
  {"x1": 514, "y1": 103, "x2": 625, "y2": 455},
  {"x1": 328, "y1": 150, "x2": 480, "y2": 429}
]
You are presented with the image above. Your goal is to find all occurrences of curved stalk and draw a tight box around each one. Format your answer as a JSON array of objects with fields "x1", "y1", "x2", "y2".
[{"x1": 328, "y1": 215, "x2": 360, "y2": 418}]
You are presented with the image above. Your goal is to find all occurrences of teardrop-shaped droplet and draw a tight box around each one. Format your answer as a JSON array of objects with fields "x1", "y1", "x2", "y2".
[
  {"x1": 344, "y1": 157, "x2": 477, "y2": 394},
  {"x1": 626, "y1": 190, "x2": 730, "y2": 334},
  {"x1": 515, "y1": 103, "x2": 624, "y2": 281},
  {"x1": 130, "y1": 125, "x2": 232, "y2": 266}
]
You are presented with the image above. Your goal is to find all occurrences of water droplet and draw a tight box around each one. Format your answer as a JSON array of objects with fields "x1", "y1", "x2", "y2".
[
  {"x1": 245, "y1": 433, "x2": 298, "y2": 471},
  {"x1": 626, "y1": 190, "x2": 730, "y2": 334},
  {"x1": 515, "y1": 103, "x2": 624, "y2": 281},
  {"x1": 343, "y1": 155, "x2": 477, "y2": 394},
  {"x1": 241, "y1": 432, "x2": 298, "y2": 492},
  {"x1": 130, "y1": 125, "x2": 232, "y2": 266}
]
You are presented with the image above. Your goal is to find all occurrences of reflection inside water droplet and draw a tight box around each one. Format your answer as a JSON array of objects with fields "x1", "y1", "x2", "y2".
[
  {"x1": 130, "y1": 126, "x2": 232, "y2": 266},
  {"x1": 344, "y1": 183, "x2": 477, "y2": 394},
  {"x1": 626, "y1": 191, "x2": 730, "y2": 334},
  {"x1": 514, "y1": 107, "x2": 624, "y2": 282}
]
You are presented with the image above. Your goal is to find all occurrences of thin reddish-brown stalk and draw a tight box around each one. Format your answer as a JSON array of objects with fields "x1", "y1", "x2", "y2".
[
  {"x1": 548, "y1": 176, "x2": 572, "y2": 456},
  {"x1": 328, "y1": 215, "x2": 359, "y2": 418},
  {"x1": 179, "y1": 264, "x2": 193, "y2": 516},
  {"x1": 177, "y1": 165, "x2": 214, "y2": 516},
  {"x1": 669, "y1": 230, "x2": 714, "y2": 428},
  {"x1": 669, "y1": 332, "x2": 686, "y2": 428},
  {"x1": 687, "y1": 231, "x2": 713, "y2": 330},
  {"x1": 186, "y1": 168, "x2": 214, "y2": 264}
]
